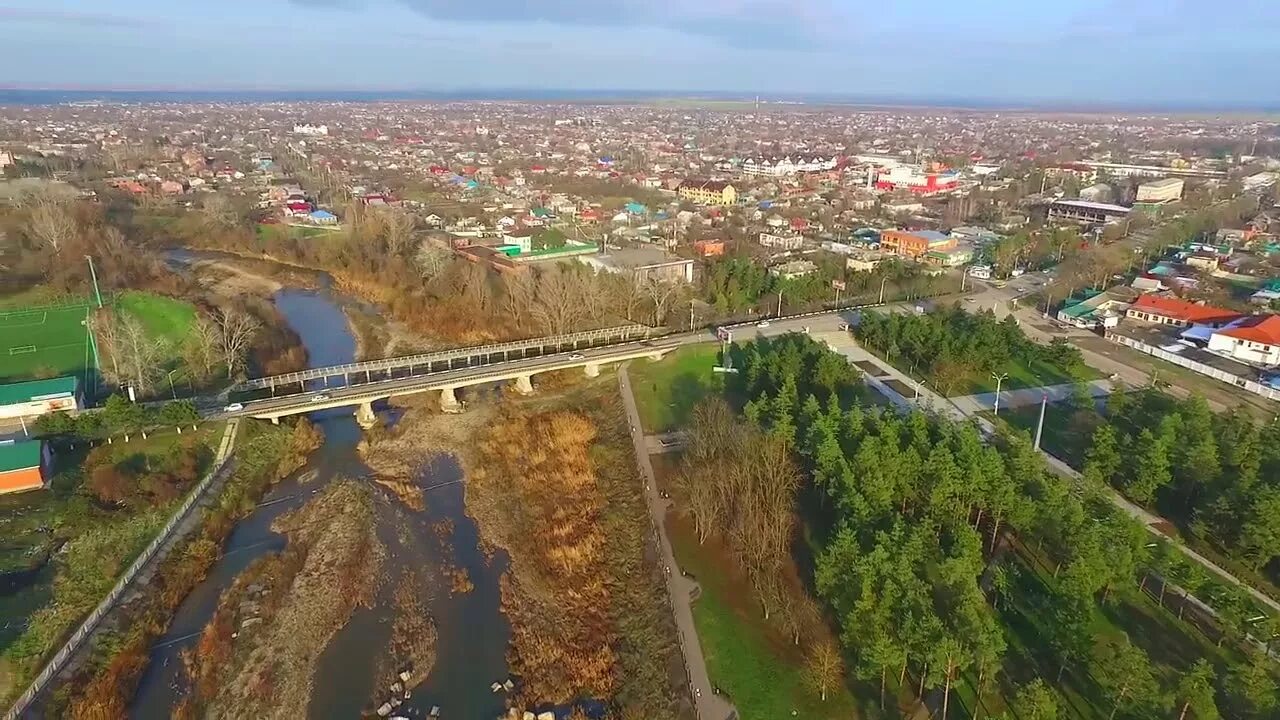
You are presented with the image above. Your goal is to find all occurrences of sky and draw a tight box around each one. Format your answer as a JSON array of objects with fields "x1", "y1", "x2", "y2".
[{"x1": 0, "y1": 0, "x2": 1277, "y2": 107}]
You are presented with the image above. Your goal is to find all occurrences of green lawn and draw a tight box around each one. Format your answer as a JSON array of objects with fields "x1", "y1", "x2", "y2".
[
  {"x1": 116, "y1": 291, "x2": 197, "y2": 348},
  {"x1": 961, "y1": 357, "x2": 1105, "y2": 396},
  {"x1": 669, "y1": 515, "x2": 859, "y2": 720},
  {"x1": 0, "y1": 302, "x2": 95, "y2": 384},
  {"x1": 629, "y1": 344, "x2": 722, "y2": 433}
]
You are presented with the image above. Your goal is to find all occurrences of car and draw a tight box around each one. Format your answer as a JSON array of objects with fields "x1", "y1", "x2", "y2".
[
  {"x1": 965, "y1": 297, "x2": 976, "y2": 303},
  {"x1": 568, "y1": 353, "x2": 586, "y2": 361},
  {"x1": 756, "y1": 320, "x2": 771, "y2": 328},
  {"x1": 310, "y1": 394, "x2": 331, "y2": 403},
  {"x1": 223, "y1": 402, "x2": 244, "y2": 413}
]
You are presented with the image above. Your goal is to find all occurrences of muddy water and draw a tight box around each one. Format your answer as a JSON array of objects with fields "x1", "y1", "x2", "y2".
[{"x1": 130, "y1": 271, "x2": 509, "y2": 718}]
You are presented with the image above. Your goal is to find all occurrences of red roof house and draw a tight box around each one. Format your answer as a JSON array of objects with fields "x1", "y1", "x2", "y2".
[{"x1": 1126, "y1": 295, "x2": 1242, "y2": 328}]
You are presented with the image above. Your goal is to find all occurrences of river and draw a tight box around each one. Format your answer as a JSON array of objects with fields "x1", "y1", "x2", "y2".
[{"x1": 133, "y1": 254, "x2": 510, "y2": 719}]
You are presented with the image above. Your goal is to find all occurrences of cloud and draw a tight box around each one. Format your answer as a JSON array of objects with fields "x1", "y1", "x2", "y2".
[
  {"x1": 290, "y1": 0, "x2": 843, "y2": 48},
  {"x1": 0, "y1": 7, "x2": 155, "y2": 28}
]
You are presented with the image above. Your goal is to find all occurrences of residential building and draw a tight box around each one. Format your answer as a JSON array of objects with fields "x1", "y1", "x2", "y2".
[
  {"x1": 1184, "y1": 252, "x2": 1220, "y2": 271},
  {"x1": 758, "y1": 232, "x2": 804, "y2": 250},
  {"x1": 769, "y1": 259, "x2": 818, "y2": 279},
  {"x1": 967, "y1": 265, "x2": 993, "y2": 280},
  {"x1": 846, "y1": 252, "x2": 885, "y2": 272},
  {"x1": 0, "y1": 377, "x2": 80, "y2": 420},
  {"x1": 1208, "y1": 315, "x2": 1280, "y2": 366},
  {"x1": 1046, "y1": 163, "x2": 1098, "y2": 184},
  {"x1": 0, "y1": 439, "x2": 51, "y2": 495},
  {"x1": 1242, "y1": 171, "x2": 1278, "y2": 192},
  {"x1": 1124, "y1": 295, "x2": 1241, "y2": 328},
  {"x1": 1057, "y1": 290, "x2": 1132, "y2": 330},
  {"x1": 923, "y1": 244, "x2": 974, "y2": 267},
  {"x1": 678, "y1": 179, "x2": 737, "y2": 206},
  {"x1": 726, "y1": 155, "x2": 838, "y2": 177},
  {"x1": 291, "y1": 123, "x2": 329, "y2": 136},
  {"x1": 879, "y1": 230, "x2": 955, "y2": 259},
  {"x1": 1136, "y1": 177, "x2": 1184, "y2": 203},
  {"x1": 694, "y1": 239, "x2": 725, "y2": 257}
]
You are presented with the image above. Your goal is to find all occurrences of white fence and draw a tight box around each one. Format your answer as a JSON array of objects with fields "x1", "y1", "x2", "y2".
[
  {"x1": 4, "y1": 420, "x2": 240, "y2": 720},
  {"x1": 1105, "y1": 332, "x2": 1280, "y2": 402}
]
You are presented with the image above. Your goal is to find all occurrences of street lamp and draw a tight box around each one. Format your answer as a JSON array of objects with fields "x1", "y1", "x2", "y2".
[
  {"x1": 878, "y1": 276, "x2": 889, "y2": 305},
  {"x1": 167, "y1": 369, "x2": 180, "y2": 400},
  {"x1": 991, "y1": 372, "x2": 1009, "y2": 416}
]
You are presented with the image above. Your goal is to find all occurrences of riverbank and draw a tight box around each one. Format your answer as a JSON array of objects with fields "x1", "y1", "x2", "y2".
[
  {"x1": 178, "y1": 478, "x2": 384, "y2": 719},
  {"x1": 370, "y1": 379, "x2": 691, "y2": 718}
]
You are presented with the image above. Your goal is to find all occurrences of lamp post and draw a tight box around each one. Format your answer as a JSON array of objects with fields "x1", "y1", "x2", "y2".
[
  {"x1": 167, "y1": 369, "x2": 180, "y2": 400},
  {"x1": 776, "y1": 291, "x2": 783, "y2": 318},
  {"x1": 878, "y1": 276, "x2": 889, "y2": 305},
  {"x1": 991, "y1": 372, "x2": 1009, "y2": 416}
]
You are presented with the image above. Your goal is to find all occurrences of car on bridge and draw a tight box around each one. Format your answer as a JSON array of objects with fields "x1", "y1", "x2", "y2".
[
  {"x1": 224, "y1": 402, "x2": 244, "y2": 412},
  {"x1": 310, "y1": 394, "x2": 331, "y2": 403}
]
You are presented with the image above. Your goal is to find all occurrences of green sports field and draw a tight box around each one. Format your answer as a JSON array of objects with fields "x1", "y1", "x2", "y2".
[{"x1": 0, "y1": 302, "x2": 96, "y2": 384}]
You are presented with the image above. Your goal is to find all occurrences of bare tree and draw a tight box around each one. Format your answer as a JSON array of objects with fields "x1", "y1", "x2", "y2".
[
  {"x1": 642, "y1": 276, "x2": 682, "y2": 327},
  {"x1": 806, "y1": 641, "x2": 844, "y2": 702},
  {"x1": 414, "y1": 239, "x2": 453, "y2": 282},
  {"x1": 532, "y1": 266, "x2": 588, "y2": 335},
  {"x1": 377, "y1": 208, "x2": 416, "y2": 257},
  {"x1": 500, "y1": 270, "x2": 536, "y2": 330},
  {"x1": 26, "y1": 195, "x2": 78, "y2": 254},
  {"x1": 201, "y1": 194, "x2": 244, "y2": 231},
  {"x1": 184, "y1": 314, "x2": 221, "y2": 380},
  {"x1": 93, "y1": 312, "x2": 162, "y2": 395},
  {"x1": 212, "y1": 307, "x2": 261, "y2": 378}
]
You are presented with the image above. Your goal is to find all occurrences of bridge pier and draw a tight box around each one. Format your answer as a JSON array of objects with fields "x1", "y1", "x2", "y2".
[
  {"x1": 355, "y1": 401, "x2": 378, "y2": 429},
  {"x1": 583, "y1": 362, "x2": 601, "y2": 378},
  {"x1": 648, "y1": 351, "x2": 667, "y2": 362},
  {"x1": 271, "y1": 416, "x2": 279, "y2": 425},
  {"x1": 440, "y1": 387, "x2": 463, "y2": 414},
  {"x1": 513, "y1": 374, "x2": 534, "y2": 395}
]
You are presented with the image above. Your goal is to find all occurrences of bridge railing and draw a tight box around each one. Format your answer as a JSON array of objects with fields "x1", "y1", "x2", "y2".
[{"x1": 234, "y1": 323, "x2": 657, "y2": 392}]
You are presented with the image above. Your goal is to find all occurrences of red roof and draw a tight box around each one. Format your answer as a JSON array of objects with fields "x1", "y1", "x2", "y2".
[
  {"x1": 1131, "y1": 294, "x2": 1241, "y2": 325},
  {"x1": 1216, "y1": 315, "x2": 1280, "y2": 346}
]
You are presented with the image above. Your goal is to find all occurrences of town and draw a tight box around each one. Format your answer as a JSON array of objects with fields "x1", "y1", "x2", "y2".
[{"x1": 2, "y1": 13, "x2": 1280, "y2": 720}]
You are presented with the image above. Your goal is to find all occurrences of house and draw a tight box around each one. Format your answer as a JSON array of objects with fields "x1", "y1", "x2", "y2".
[
  {"x1": 1250, "y1": 279, "x2": 1280, "y2": 306},
  {"x1": 879, "y1": 230, "x2": 956, "y2": 260},
  {"x1": 0, "y1": 376, "x2": 80, "y2": 420},
  {"x1": 1207, "y1": 315, "x2": 1280, "y2": 366},
  {"x1": 678, "y1": 179, "x2": 738, "y2": 206},
  {"x1": 1057, "y1": 290, "x2": 1133, "y2": 330},
  {"x1": 847, "y1": 252, "x2": 886, "y2": 273},
  {"x1": 0, "y1": 440, "x2": 51, "y2": 495},
  {"x1": 758, "y1": 232, "x2": 803, "y2": 250},
  {"x1": 1184, "y1": 252, "x2": 1220, "y2": 272},
  {"x1": 694, "y1": 239, "x2": 726, "y2": 257},
  {"x1": 309, "y1": 209, "x2": 337, "y2": 225},
  {"x1": 1124, "y1": 295, "x2": 1242, "y2": 329}
]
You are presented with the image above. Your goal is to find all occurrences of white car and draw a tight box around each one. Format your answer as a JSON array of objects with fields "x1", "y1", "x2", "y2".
[
  {"x1": 223, "y1": 402, "x2": 244, "y2": 413},
  {"x1": 568, "y1": 353, "x2": 586, "y2": 361},
  {"x1": 756, "y1": 321, "x2": 771, "y2": 329},
  {"x1": 310, "y1": 394, "x2": 331, "y2": 403}
]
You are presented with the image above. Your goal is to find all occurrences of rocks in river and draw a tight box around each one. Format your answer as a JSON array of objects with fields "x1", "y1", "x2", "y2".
[
  {"x1": 390, "y1": 681, "x2": 403, "y2": 694},
  {"x1": 537, "y1": 713, "x2": 555, "y2": 720},
  {"x1": 429, "y1": 706, "x2": 440, "y2": 717},
  {"x1": 376, "y1": 702, "x2": 393, "y2": 717},
  {"x1": 503, "y1": 679, "x2": 514, "y2": 692},
  {"x1": 398, "y1": 670, "x2": 412, "y2": 683},
  {"x1": 239, "y1": 617, "x2": 262, "y2": 630},
  {"x1": 490, "y1": 682, "x2": 503, "y2": 693}
]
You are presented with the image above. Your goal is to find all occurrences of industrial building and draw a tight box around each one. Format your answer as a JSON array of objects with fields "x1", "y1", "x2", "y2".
[
  {"x1": 1047, "y1": 199, "x2": 1130, "y2": 224},
  {"x1": 879, "y1": 230, "x2": 956, "y2": 259},
  {"x1": 578, "y1": 247, "x2": 695, "y2": 284},
  {"x1": 873, "y1": 165, "x2": 960, "y2": 195}
]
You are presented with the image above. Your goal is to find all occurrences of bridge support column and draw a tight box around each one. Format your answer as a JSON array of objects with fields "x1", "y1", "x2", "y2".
[
  {"x1": 355, "y1": 401, "x2": 378, "y2": 430},
  {"x1": 271, "y1": 416, "x2": 279, "y2": 425},
  {"x1": 440, "y1": 387, "x2": 463, "y2": 414},
  {"x1": 583, "y1": 362, "x2": 601, "y2": 378},
  {"x1": 648, "y1": 351, "x2": 668, "y2": 362},
  {"x1": 513, "y1": 374, "x2": 534, "y2": 395}
]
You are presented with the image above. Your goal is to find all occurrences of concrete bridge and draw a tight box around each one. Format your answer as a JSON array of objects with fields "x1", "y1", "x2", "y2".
[
  {"x1": 235, "y1": 323, "x2": 655, "y2": 395},
  {"x1": 223, "y1": 338, "x2": 683, "y2": 427}
]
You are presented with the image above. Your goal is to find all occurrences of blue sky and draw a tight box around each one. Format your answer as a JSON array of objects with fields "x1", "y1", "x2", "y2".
[{"x1": 1, "y1": 0, "x2": 1277, "y2": 106}]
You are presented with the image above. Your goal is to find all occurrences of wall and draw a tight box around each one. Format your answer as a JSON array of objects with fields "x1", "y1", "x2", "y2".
[{"x1": 0, "y1": 466, "x2": 43, "y2": 494}]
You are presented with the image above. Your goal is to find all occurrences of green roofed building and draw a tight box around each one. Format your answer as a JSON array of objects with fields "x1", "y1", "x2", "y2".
[
  {"x1": 0, "y1": 376, "x2": 81, "y2": 420},
  {"x1": 0, "y1": 439, "x2": 50, "y2": 494}
]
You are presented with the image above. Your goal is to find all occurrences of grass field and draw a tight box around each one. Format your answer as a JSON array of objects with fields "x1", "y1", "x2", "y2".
[
  {"x1": 0, "y1": 302, "x2": 95, "y2": 384},
  {"x1": 961, "y1": 357, "x2": 1104, "y2": 395},
  {"x1": 628, "y1": 345, "x2": 722, "y2": 433},
  {"x1": 116, "y1": 291, "x2": 196, "y2": 351}
]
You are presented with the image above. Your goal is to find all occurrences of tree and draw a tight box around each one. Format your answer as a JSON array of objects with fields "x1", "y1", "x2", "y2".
[
  {"x1": 531, "y1": 265, "x2": 588, "y2": 335},
  {"x1": 1174, "y1": 659, "x2": 1219, "y2": 720},
  {"x1": 212, "y1": 306, "x2": 261, "y2": 378},
  {"x1": 375, "y1": 207, "x2": 416, "y2": 257},
  {"x1": 1092, "y1": 636, "x2": 1161, "y2": 720},
  {"x1": 200, "y1": 193, "x2": 245, "y2": 231},
  {"x1": 1083, "y1": 423, "x2": 1122, "y2": 488},
  {"x1": 1013, "y1": 679, "x2": 1058, "y2": 720},
  {"x1": 1126, "y1": 428, "x2": 1171, "y2": 505},
  {"x1": 414, "y1": 239, "x2": 453, "y2": 281},
  {"x1": 1238, "y1": 486, "x2": 1280, "y2": 572},
  {"x1": 26, "y1": 194, "x2": 77, "y2": 253},
  {"x1": 1225, "y1": 652, "x2": 1278, "y2": 718},
  {"x1": 184, "y1": 314, "x2": 221, "y2": 381},
  {"x1": 805, "y1": 641, "x2": 843, "y2": 702}
]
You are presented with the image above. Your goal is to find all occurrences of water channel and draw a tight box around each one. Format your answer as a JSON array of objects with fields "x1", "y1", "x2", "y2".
[{"x1": 132, "y1": 253, "x2": 510, "y2": 718}]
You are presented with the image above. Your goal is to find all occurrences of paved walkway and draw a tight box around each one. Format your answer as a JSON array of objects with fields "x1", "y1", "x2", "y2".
[
  {"x1": 815, "y1": 330, "x2": 1280, "y2": 617},
  {"x1": 950, "y1": 379, "x2": 1114, "y2": 416},
  {"x1": 618, "y1": 366, "x2": 736, "y2": 720}
]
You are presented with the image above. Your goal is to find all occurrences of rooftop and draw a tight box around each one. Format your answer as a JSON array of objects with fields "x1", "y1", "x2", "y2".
[
  {"x1": 0, "y1": 440, "x2": 42, "y2": 473},
  {"x1": 1130, "y1": 294, "x2": 1241, "y2": 325},
  {"x1": 0, "y1": 376, "x2": 78, "y2": 407},
  {"x1": 1216, "y1": 315, "x2": 1280, "y2": 346}
]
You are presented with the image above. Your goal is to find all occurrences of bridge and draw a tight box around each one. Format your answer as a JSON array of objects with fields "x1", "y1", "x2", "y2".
[
  {"x1": 220, "y1": 306, "x2": 881, "y2": 427},
  {"x1": 234, "y1": 324, "x2": 655, "y2": 394}
]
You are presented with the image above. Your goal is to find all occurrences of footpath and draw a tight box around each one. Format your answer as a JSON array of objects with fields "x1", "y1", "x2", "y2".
[{"x1": 617, "y1": 366, "x2": 736, "y2": 720}]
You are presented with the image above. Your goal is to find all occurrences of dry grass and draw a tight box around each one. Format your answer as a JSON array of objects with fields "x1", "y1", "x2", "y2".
[{"x1": 367, "y1": 571, "x2": 437, "y2": 708}]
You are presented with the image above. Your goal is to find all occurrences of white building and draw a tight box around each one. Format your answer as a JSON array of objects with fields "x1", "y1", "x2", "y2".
[
  {"x1": 1136, "y1": 177, "x2": 1184, "y2": 203},
  {"x1": 1207, "y1": 316, "x2": 1280, "y2": 367},
  {"x1": 769, "y1": 260, "x2": 818, "y2": 279},
  {"x1": 726, "y1": 155, "x2": 838, "y2": 177},
  {"x1": 758, "y1": 232, "x2": 804, "y2": 250},
  {"x1": 292, "y1": 124, "x2": 329, "y2": 136}
]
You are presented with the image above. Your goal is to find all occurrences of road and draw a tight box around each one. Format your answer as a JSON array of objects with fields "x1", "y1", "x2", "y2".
[
  {"x1": 818, "y1": 329, "x2": 1280, "y2": 616},
  {"x1": 618, "y1": 365, "x2": 736, "y2": 720}
]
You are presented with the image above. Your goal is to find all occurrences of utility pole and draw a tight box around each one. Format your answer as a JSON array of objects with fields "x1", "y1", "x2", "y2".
[
  {"x1": 879, "y1": 276, "x2": 889, "y2": 305},
  {"x1": 991, "y1": 372, "x2": 1009, "y2": 415},
  {"x1": 1034, "y1": 393, "x2": 1048, "y2": 450},
  {"x1": 689, "y1": 299, "x2": 695, "y2": 332},
  {"x1": 776, "y1": 291, "x2": 783, "y2": 318},
  {"x1": 85, "y1": 255, "x2": 103, "y2": 308}
]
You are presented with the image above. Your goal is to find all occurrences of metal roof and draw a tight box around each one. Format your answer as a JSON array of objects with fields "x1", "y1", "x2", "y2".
[
  {"x1": 0, "y1": 440, "x2": 41, "y2": 473},
  {"x1": 0, "y1": 376, "x2": 77, "y2": 407}
]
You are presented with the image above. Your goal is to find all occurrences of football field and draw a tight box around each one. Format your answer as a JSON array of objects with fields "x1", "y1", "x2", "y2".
[{"x1": 0, "y1": 303, "x2": 96, "y2": 383}]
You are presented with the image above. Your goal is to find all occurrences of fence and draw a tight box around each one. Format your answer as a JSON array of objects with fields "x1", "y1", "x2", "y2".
[
  {"x1": 1105, "y1": 332, "x2": 1280, "y2": 402},
  {"x1": 3, "y1": 420, "x2": 240, "y2": 720}
]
